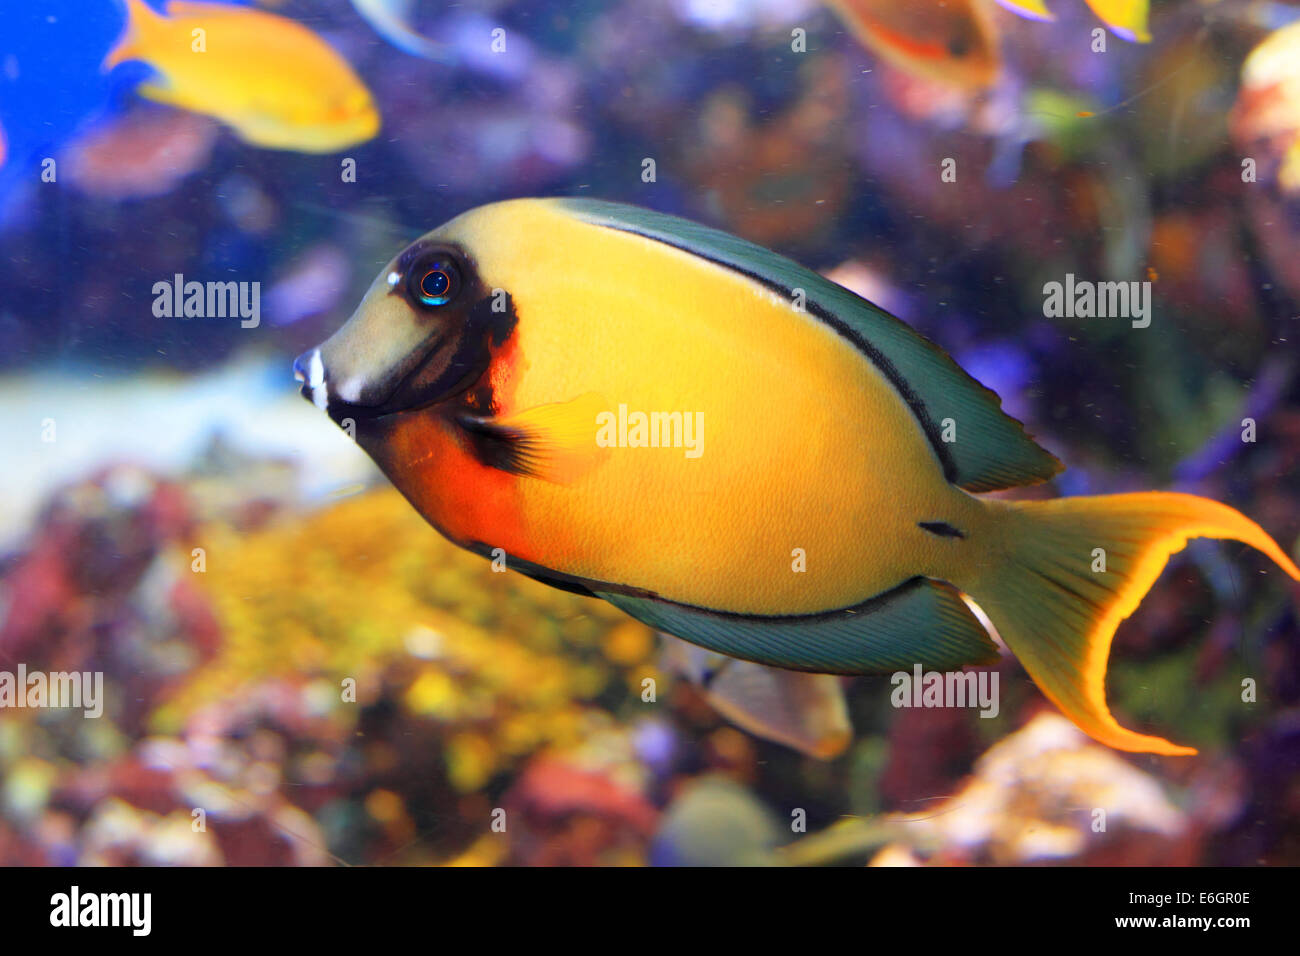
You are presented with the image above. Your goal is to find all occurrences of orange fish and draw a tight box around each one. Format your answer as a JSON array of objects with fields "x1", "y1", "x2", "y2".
[
  {"x1": 296, "y1": 198, "x2": 1300, "y2": 756},
  {"x1": 826, "y1": 0, "x2": 1003, "y2": 90}
]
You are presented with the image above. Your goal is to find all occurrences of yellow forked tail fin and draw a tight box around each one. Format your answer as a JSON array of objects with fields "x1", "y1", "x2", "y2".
[{"x1": 968, "y1": 492, "x2": 1299, "y2": 755}]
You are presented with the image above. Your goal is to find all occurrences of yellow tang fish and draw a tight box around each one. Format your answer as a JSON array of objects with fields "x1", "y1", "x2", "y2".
[
  {"x1": 826, "y1": 0, "x2": 1003, "y2": 90},
  {"x1": 997, "y1": 0, "x2": 1152, "y2": 43},
  {"x1": 104, "y1": 0, "x2": 379, "y2": 153},
  {"x1": 294, "y1": 198, "x2": 1300, "y2": 757}
]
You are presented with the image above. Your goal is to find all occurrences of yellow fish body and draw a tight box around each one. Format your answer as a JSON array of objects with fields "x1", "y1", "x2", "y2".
[
  {"x1": 104, "y1": 0, "x2": 379, "y2": 152},
  {"x1": 295, "y1": 198, "x2": 1300, "y2": 757}
]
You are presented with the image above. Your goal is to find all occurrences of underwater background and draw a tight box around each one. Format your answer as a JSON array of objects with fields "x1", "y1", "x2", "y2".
[{"x1": 2, "y1": 0, "x2": 1300, "y2": 866}]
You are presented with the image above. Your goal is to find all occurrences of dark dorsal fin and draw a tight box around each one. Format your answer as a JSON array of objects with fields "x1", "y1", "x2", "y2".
[{"x1": 555, "y1": 198, "x2": 1062, "y2": 493}]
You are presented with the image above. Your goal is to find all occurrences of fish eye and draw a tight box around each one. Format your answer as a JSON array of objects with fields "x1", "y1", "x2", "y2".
[{"x1": 408, "y1": 253, "x2": 462, "y2": 308}]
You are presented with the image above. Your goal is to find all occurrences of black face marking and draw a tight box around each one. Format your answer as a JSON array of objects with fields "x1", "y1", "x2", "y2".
[
  {"x1": 444, "y1": 291, "x2": 520, "y2": 434},
  {"x1": 415, "y1": 291, "x2": 517, "y2": 403},
  {"x1": 445, "y1": 292, "x2": 521, "y2": 461},
  {"x1": 919, "y1": 521, "x2": 966, "y2": 539},
  {"x1": 391, "y1": 240, "x2": 474, "y2": 313},
  {"x1": 394, "y1": 238, "x2": 454, "y2": 280},
  {"x1": 479, "y1": 289, "x2": 516, "y2": 347},
  {"x1": 324, "y1": 242, "x2": 520, "y2": 420},
  {"x1": 580, "y1": 219, "x2": 962, "y2": 485}
]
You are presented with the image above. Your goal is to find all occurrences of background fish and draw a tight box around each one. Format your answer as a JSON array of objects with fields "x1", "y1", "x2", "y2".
[
  {"x1": 827, "y1": 0, "x2": 1003, "y2": 90},
  {"x1": 104, "y1": 0, "x2": 379, "y2": 153},
  {"x1": 998, "y1": 0, "x2": 1152, "y2": 41},
  {"x1": 1082, "y1": 0, "x2": 1152, "y2": 41},
  {"x1": 295, "y1": 197, "x2": 1300, "y2": 757},
  {"x1": 660, "y1": 634, "x2": 852, "y2": 760},
  {"x1": 1232, "y1": 18, "x2": 1300, "y2": 192},
  {"x1": 351, "y1": 0, "x2": 455, "y2": 63}
]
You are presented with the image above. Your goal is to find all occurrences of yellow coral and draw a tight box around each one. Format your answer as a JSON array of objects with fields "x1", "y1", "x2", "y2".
[{"x1": 157, "y1": 489, "x2": 656, "y2": 799}]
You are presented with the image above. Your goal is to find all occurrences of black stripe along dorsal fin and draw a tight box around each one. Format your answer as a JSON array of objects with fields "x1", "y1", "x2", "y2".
[{"x1": 554, "y1": 197, "x2": 1062, "y2": 493}]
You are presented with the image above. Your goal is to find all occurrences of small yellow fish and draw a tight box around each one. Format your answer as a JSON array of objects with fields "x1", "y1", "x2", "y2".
[
  {"x1": 997, "y1": 0, "x2": 1152, "y2": 42},
  {"x1": 826, "y1": 0, "x2": 1003, "y2": 90},
  {"x1": 296, "y1": 198, "x2": 1300, "y2": 757},
  {"x1": 104, "y1": 0, "x2": 380, "y2": 153}
]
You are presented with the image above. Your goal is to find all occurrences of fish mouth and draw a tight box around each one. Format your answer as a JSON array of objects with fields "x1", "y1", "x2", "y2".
[
  {"x1": 291, "y1": 336, "x2": 450, "y2": 423},
  {"x1": 292, "y1": 347, "x2": 387, "y2": 422},
  {"x1": 292, "y1": 348, "x2": 331, "y2": 413}
]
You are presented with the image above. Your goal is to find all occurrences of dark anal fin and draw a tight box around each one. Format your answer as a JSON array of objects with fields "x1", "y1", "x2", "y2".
[{"x1": 597, "y1": 578, "x2": 1000, "y2": 674}]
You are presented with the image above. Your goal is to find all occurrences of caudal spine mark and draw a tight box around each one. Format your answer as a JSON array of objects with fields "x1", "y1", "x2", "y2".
[{"x1": 919, "y1": 521, "x2": 965, "y2": 539}]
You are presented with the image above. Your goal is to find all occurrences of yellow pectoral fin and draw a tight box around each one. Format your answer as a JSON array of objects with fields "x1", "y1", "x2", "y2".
[{"x1": 462, "y1": 392, "x2": 612, "y2": 484}]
